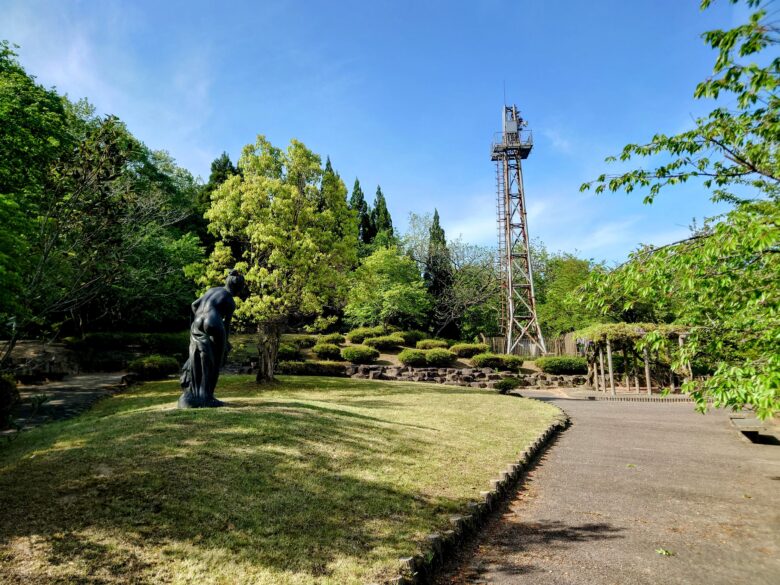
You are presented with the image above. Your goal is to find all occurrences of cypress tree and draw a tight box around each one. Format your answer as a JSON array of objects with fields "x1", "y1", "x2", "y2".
[
  {"x1": 369, "y1": 185, "x2": 393, "y2": 243},
  {"x1": 348, "y1": 178, "x2": 371, "y2": 244},
  {"x1": 425, "y1": 209, "x2": 455, "y2": 335}
]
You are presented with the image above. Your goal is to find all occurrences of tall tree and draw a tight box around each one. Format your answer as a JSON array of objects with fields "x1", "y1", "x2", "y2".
[
  {"x1": 369, "y1": 185, "x2": 394, "y2": 244},
  {"x1": 345, "y1": 247, "x2": 431, "y2": 329},
  {"x1": 201, "y1": 136, "x2": 358, "y2": 382},
  {"x1": 348, "y1": 178, "x2": 372, "y2": 245},
  {"x1": 424, "y1": 209, "x2": 454, "y2": 334},
  {"x1": 580, "y1": 0, "x2": 779, "y2": 419}
]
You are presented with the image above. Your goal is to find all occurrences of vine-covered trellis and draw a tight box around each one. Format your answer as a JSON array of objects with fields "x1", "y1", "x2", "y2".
[{"x1": 573, "y1": 323, "x2": 691, "y2": 395}]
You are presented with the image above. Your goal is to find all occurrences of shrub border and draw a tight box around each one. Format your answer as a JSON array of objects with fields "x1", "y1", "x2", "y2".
[{"x1": 371, "y1": 398, "x2": 570, "y2": 585}]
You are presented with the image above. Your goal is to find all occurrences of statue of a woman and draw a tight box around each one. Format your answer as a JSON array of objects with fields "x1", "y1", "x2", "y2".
[{"x1": 178, "y1": 269, "x2": 245, "y2": 408}]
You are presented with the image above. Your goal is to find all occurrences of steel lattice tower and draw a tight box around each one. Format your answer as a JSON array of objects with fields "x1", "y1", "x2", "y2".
[{"x1": 491, "y1": 105, "x2": 546, "y2": 355}]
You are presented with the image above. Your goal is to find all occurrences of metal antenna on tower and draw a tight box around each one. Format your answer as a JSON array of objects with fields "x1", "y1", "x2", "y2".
[{"x1": 491, "y1": 105, "x2": 546, "y2": 355}]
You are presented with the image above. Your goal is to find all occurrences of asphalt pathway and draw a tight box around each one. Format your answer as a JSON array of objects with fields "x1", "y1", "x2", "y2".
[
  {"x1": 437, "y1": 392, "x2": 780, "y2": 585},
  {"x1": 2, "y1": 373, "x2": 125, "y2": 436}
]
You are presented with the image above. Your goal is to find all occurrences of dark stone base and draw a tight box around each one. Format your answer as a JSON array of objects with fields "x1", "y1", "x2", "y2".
[{"x1": 177, "y1": 392, "x2": 225, "y2": 409}]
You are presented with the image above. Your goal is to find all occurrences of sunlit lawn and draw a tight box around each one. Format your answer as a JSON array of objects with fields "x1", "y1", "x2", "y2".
[{"x1": 0, "y1": 375, "x2": 558, "y2": 585}]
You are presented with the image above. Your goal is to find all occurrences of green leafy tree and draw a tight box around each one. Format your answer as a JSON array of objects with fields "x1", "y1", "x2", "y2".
[
  {"x1": 345, "y1": 247, "x2": 431, "y2": 329},
  {"x1": 201, "y1": 136, "x2": 357, "y2": 382},
  {"x1": 580, "y1": 0, "x2": 779, "y2": 418},
  {"x1": 537, "y1": 254, "x2": 599, "y2": 338}
]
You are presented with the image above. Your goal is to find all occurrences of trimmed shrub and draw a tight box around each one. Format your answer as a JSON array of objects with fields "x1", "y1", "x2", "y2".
[
  {"x1": 536, "y1": 356, "x2": 587, "y2": 375},
  {"x1": 503, "y1": 355, "x2": 525, "y2": 373},
  {"x1": 398, "y1": 349, "x2": 427, "y2": 367},
  {"x1": 317, "y1": 333, "x2": 345, "y2": 345},
  {"x1": 282, "y1": 334, "x2": 317, "y2": 348},
  {"x1": 277, "y1": 343, "x2": 302, "y2": 361},
  {"x1": 396, "y1": 330, "x2": 427, "y2": 346},
  {"x1": 416, "y1": 339, "x2": 449, "y2": 350},
  {"x1": 364, "y1": 334, "x2": 405, "y2": 351},
  {"x1": 127, "y1": 355, "x2": 179, "y2": 380},
  {"x1": 425, "y1": 348, "x2": 456, "y2": 367},
  {"x1": 312, "y1": 343, "x2": 342, "y2": 361},
  {"x1": 494, "y1": 377, "x2": 522, "y2": 394},
  {"x1": 276, "y1": 361, "x2": 346, "y2": 376},
  {"x1": 340, "y1": 345, "x2": 380, "y2": 364},
  {"x1": 345, "y1": 326, "x2": 385, "y2": 344},
  {"x1": 449, "y1": 343, "x2": 490, "y2": 358},
  {"x1": 471, "y1": 352, "x2": 506, "y2": 369},
  {"x1": 0, "y1": 374, "x2": 19, "y2": 429}
]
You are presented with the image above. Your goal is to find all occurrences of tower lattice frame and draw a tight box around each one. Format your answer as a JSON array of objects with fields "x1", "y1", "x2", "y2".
[{"x1": 491, "y1": 105, "x2": 546, "y2": 355}]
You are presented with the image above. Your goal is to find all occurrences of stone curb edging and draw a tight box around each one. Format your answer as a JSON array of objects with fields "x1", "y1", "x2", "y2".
[
  {"x1": 370, "y1": 401, "x2": 571, "y2": 585},
  {"x1": 585, "y1": 395, "x2": 711, "y2": 403}
]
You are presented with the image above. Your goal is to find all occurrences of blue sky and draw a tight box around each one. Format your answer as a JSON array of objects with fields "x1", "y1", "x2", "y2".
[{"x1": 1, "y1": 0, "x2": 745, "y2": 262}]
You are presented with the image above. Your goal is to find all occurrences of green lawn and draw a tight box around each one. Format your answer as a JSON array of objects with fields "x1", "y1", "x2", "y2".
[{"x1": 0, "y1": 376, "x2": 559, "y2": 585}]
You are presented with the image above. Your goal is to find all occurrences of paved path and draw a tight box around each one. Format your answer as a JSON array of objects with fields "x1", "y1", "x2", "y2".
[
  {"x1": 2, "y1": 373, "x2": 125, "y2": 436},
  {"x1": 437, "y1": 391, "x2": 780, "y2": 585}
]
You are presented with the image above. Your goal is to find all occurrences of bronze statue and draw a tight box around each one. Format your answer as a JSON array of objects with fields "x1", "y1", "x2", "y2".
[{"x1": 178, "y1": 269, "x2": 245, "y2": 408}]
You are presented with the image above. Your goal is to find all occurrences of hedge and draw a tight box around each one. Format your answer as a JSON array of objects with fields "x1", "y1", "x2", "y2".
[
  {"x1": 536, "y1": 356, "x2": 587, "y2": 375},
  {"x1": 277, "y1": 343, "x2": 302, "y2": 361},
  {"x1": 127, "y1": 355, "x2": 179, "y2": 380},
  {"x1": 449, "y1": 343, "x2": 490, "y2": 357},
  {"x1": 398, "y1": 349, "x2": 427, "y2": 367},
  {"x1": 503, "y1": 355, "x2": 525, "y2": 373},
  {"x1": 63, "y1": 331, "x2": 189, "y2": 358},
  {"x1": 363, "y1": 334, "x2": 405, "y2": 351},
  {"x1": 317, "y1": 333, "x2": 345, "y2": 345},
  {"x1": 425, "y1": 348, "x2": 456, "y2": 367},
  {"x1": 340, "y1": 345, "x2": 380, "y2": 364},
  {"x1": 276, "y1": 361, "x2": 347, "y2": 376},
  {"x1": 416, "y1": 339, "x2": 449, "y2": 350},
  {"x1": 312, "y1": 343, "x2": 342, "y2": 361},
  {"x1": 471, "y1": 353, "x2": 506, "y2": 369},
  {"x1": 345, "y1": 326, "x2": 386, "y2": 344},
  {"x1": 282, "y1": 334, "x2": 317, "y2": 348},
  {"x1": 396, "y1": 330, "x2": 427, "y2": 346}
]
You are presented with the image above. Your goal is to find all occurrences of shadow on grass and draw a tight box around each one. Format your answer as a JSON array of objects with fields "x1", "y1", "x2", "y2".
[{"x1": 0, "y1": 377, "x2": 476, "y2": 583}]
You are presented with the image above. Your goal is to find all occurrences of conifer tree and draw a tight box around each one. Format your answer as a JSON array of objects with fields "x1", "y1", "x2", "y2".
[
  {"x1": 348, "y1": 178, "x2": 371, "y2": 244},
  {"x1": 369, "y1": 185, "x2": 393, "y2": 244},
  {"x1": 424, "y1": 209, "x2": 454, "y2": 333}
]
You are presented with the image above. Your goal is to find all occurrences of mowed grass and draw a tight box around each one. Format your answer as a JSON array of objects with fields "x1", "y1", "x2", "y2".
[{"x1": 0, "y1": 376, "x2": 559, "y2": 585}]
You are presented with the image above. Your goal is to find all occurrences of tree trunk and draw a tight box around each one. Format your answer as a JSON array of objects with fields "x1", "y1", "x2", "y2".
[
  {"x1": 256, "y1": 321, "x2": 282, "y2": 384},
  {"x1": 606, "y1": 339, "x2": 616, "y2": 396}
]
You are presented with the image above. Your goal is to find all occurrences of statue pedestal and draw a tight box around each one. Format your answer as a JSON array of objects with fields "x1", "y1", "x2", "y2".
[{"x1": 177, "y1": 392, "x2": 225, "y2": 409}]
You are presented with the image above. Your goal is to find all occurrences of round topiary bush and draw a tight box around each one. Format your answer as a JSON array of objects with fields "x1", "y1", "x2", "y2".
[
  {"x1": 317, "y1": 333, "x2": 345, "y2": 345},
  {"x1": 416, "y1": 339, "x2": 449, "y2": 350},
  {"x1": 277, "y1": 343, "x2": 302, "y2": 361},
  {"x1": 425, "y1": 348, "x2": 456, "y2": 367},
  {"x1": 345, "y1": 326, "x2": 386, "y2": 344},
  {"x1": 363, "y1": 334, "x2": 405, "y2": 351},
  {"x1": 449, "y1": 343, "x2": 490, "y2": 357},
  {"x1": 340, "y1": 345, "x2": 380, "y2": 364},
  {"x1": 283, "y1": 334, "x2": 317, "y2": 349},
  {"x1": 312, "y1": 343, "x2": 342, "y2": 361},
  {"x1": 471, "y1": 352, "x2": 506, "y2": 369},
  {"x1": 0, "y1": 374, "x2": 19, "y2": 429},
  {"x1": 503, "y1": 355, "x2": 525, "y2": 372},
  {"x1": 494, "y1": 377, "x2": 522, "y2": 394},
  {"x1": 127, "y1": 355, "x2": 179, "y2": 380},
  {"x1": 398, "y1": 349, "x2": 427, "y2": 367},
  {"x1": 535, "y1": 356, "x2": 587, "y2": 375},
  {"x1": 396, "y1": 330, "x2": 427, "y2": 346}
]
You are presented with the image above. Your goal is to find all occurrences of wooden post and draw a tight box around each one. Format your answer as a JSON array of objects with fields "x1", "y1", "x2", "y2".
[
  {"x1": 606, "y1": 339, "x2": 616, "y2": 396},
  {"x1": 598, "y1": 347, "x2": 606, "y2": 392},
  {"x1": 643, "y1": 347, "x2": 651, "y2": 395}
]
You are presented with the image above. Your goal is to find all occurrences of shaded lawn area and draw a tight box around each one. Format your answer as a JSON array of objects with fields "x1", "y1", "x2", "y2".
[{"x1": 0, "y1": 375, "x2": 559, "y2": 585}]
